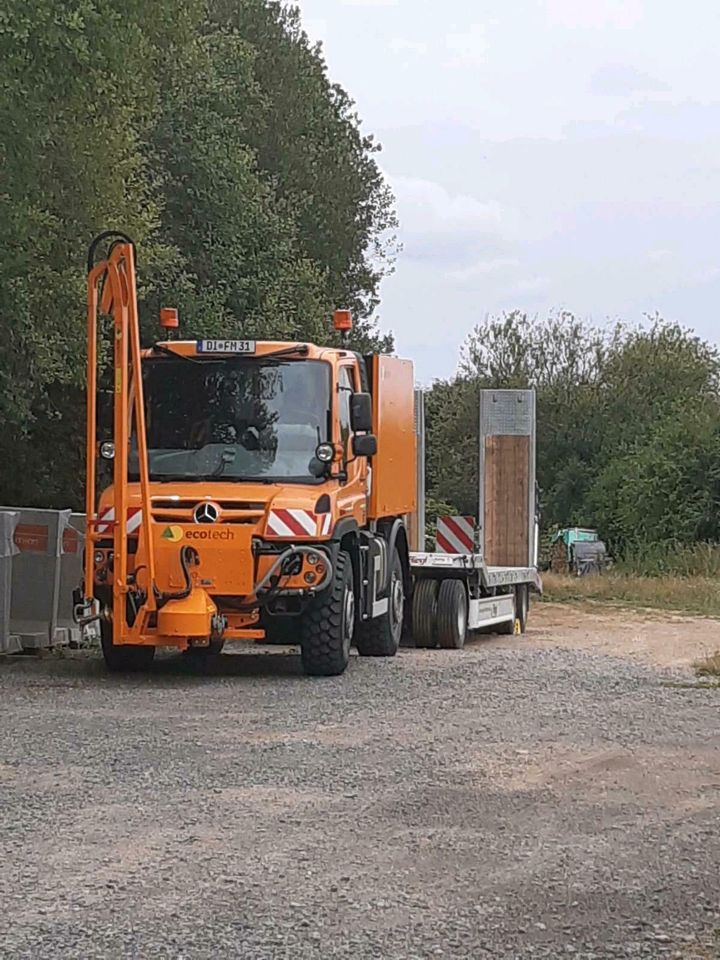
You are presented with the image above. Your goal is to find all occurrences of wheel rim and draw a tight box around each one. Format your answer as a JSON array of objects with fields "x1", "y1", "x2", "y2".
[
  {"x1": 390, "y1": 572, "x2": 404, "y2": 630},
  {"x1": 456, "y1": 592, "x2": 467, "y2": 638},
  {"x1": 343, "y1": 583, "x2": 355, "y2": 654}
]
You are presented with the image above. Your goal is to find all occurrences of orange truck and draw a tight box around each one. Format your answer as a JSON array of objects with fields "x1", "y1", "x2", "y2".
[{"x1": 76, "y1": 232, "x2": 419, "y2": 676}]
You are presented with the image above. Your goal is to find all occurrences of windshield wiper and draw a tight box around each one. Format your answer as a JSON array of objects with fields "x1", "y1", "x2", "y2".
[{"x1": 212, "y1": 448, "x2": 237, "y2": 478}]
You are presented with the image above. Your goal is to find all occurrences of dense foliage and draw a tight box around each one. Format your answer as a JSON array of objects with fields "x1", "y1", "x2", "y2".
[
  {"x1": 0, "y1": 0, "x2": 396, "y2": 507},
  {"x1": 426, "y1": 313, "x2": 720, "y2": 555}
]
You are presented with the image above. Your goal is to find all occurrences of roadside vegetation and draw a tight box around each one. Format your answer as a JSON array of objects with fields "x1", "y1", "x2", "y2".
[
  {"x1": 542, "y1": 571, "x2": 720, "y2": 619},
  {"x1": 694, "y1": 651, "x2": 720, "y2": 680},
  {"x1": 541, "y1": 542, "x2": 720, "y2": 616},
  {"x1": 426, "y1": 315, "x2": 720, "y2": 601}
]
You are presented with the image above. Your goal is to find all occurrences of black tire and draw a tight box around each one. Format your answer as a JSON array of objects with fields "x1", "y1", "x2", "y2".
[
  {"x1": 100, "y1": 619, "x2": 155, "y2": 673},
  {"x1": 516, "y1": 584, "x2": 529, "y2": 634},
  {"x1": 436, "y1": 580, "x2": 468, "y2": 650},
  {"x1": 261, "y1": 612, "x2": 300, "y2": 645},
  {"x1": 356, "y1": 550, "x2": 404, "y2": 658},
  {"x1": 299, "y1": 551, "x2": 354, "y2": 677},
  {"x1": 412, "y1": 579, "x2": 438, "y2": 649}
]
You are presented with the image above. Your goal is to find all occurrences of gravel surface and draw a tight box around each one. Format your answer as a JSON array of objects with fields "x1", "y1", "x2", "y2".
[{"x1": 1, "y1": 604, "x2": 719, "y2": 959}]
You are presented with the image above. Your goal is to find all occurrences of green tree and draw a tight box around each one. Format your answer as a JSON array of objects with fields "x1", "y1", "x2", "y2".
[
  {"x1": 591, "y1": 400, "x2": 720, "y2": 546},
  {"x1": 0, "y1": 0, "x2": 397, "y2": 508},
  {"x1": 425, "y1": 313, "x2": 720, "y2": 556},
  {"x1": 0, "y1": 0, "x2": 193, "y2": 505}
]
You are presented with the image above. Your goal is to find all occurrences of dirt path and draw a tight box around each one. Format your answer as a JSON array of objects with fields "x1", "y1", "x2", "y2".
[
  {"x1": 0, "y1": 603, "x2": 718, "y2": 959},
  {"x1": 505, "y1": 600, "x2": 720, "y2": 670}
]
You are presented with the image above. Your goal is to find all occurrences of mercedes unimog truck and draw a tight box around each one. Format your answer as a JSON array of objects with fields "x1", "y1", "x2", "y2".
[{"x1": 77, "y1": 232, "x2": 417, "y2": 676}]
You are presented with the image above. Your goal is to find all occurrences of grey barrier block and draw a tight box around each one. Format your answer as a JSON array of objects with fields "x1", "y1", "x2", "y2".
[
  {"x1": 0, "y1": 512, "x2": 20, "y2": 654},
  {"x1": 0, "y1": 507, "x2": 86, "y2": 651}
]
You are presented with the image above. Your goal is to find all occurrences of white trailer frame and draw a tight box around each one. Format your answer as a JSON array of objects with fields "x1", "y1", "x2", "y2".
[{"x1": 408, "y1": 389, "x2": 541, "y2": 644}]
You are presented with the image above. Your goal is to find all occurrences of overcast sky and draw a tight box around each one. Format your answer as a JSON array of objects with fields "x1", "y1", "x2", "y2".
[{"x1": 294, "y1": 0, "x2": 720, "y2": 383}]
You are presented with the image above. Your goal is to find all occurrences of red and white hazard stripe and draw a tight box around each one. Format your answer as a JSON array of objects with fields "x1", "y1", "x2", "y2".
[
  {"x1": 266, "y1": 509, "x2": 317, "y2": 538},
  {"x1": 96, "y1": 507, "x2": 143, "y2": 535},
  {"x1": 436, "y1": 516, "x2": 475, "y2": 555}
]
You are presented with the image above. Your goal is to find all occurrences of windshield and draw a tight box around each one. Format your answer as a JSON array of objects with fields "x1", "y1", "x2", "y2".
[{"x1": 130, "y1": 357, "x2": 331, "y2": 482}]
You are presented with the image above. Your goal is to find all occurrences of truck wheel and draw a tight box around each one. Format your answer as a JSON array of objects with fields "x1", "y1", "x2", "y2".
[
  {"x1": 299, "y1": 551, "x2": 353, "y2": 677},
  {"x1": 100, "y1": 619, "x2": 155, "y2": 673},
  {"x1": 436, "y1": 580, "x2": 468, "y2": 650},
  {"x1": 412, "y1": 579, "x2": 438, "y2": 649},
  {"x1": 356, "y1": 550, "x2": 404, "y2": 658}
]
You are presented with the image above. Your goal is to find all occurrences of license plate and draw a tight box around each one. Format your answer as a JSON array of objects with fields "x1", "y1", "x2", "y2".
[{"x1": 196, "y1": 340, "x2": 256, "y2": 354}]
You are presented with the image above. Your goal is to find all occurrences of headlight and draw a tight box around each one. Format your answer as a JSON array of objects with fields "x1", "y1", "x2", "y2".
[
  {"x1": 100, "y1": 441, "x2": 115, "y2": 460},
  {"x1": 315, "y1": 443, "x2": 334, "y2": 463}
]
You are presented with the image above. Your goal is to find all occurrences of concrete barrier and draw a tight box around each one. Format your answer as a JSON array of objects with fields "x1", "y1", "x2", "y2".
[
  {"x1": 0, "y1": 507, "x2": 85, "y2": 651},
  {"x1": 0, "y1": 512, "x2": 20, "y2": 654}
]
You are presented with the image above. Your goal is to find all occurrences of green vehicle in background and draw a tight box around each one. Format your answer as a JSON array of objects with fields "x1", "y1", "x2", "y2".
[{"x1": 549, "y1": 527, "x2": 611, "y2": 576}]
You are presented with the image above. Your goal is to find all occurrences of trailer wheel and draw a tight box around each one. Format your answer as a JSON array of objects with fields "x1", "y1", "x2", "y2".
[
  {"x1": 516, "y1": 584, "x2": 529, "y2": 634},
  {"x1": 299, "y1": 550, "x2": 353, "y2": 677},
  {"x1": 356, "y1": 550, "x2": 404, "y2": 658},
  {"x1": 436, "y1": 580, "x2": 468, "y2": 650},
  {"x1": 497, "y1": 590, "x2": 517, "y2": 635},
  {"x1": 412, "y1": 579, "x2": 438, "y2": 649},
  {"x1": 497, "y1": 584, "x2": 529, "y2": 636},
  {"x1": 100, "y1": 619, "x2": 155, "y2": 673}
]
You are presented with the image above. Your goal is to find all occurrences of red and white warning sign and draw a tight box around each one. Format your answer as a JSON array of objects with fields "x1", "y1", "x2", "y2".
[
  {"x1": 436, "y1": 516, "x2": 476, "y2": 555},
  {"x1": 266, "y1": 509, "x2": 333, "y2": 539},
  {"x1": 95, "y1": 507, "x2": 143, "y2": 535}
]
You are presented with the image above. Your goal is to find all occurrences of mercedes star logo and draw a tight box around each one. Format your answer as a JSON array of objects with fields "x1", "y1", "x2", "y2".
[{"x1": 194, "y1": 502, "x2": 220, "y2": 524}]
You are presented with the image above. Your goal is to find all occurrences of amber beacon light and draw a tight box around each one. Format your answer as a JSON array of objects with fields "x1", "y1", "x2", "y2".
[
  {"x1": 160, "y1": 306, "x2": 179, "y2": 330},
  {"x1": 333, "y1": 308, "x2": 353, "y2": 332}
]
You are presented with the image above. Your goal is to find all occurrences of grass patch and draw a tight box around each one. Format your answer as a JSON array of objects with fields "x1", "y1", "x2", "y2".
[
  {"x1": 617, "y1": 541, "x2": 720, "y2": 578},
  {"x1": 541, "y1": 571, "x2": 720, "y2": 617},
  {"x1": 695, "y1": 651, "x2": 720, "y2": 678}
]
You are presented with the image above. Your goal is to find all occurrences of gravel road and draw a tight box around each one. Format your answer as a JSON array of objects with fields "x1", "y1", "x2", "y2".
[{"x1": 1, "y1": 603, "x2": 719, "y2": 960}]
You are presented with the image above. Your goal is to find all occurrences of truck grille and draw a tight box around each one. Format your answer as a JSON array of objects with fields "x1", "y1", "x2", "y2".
[{"x1": 151, "y1": 499, "x2": 265, "y2": 525}]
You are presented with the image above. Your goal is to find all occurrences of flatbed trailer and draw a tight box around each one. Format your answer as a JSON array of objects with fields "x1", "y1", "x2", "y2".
[{"x1": 408, "y1": 389, "x2": 541, "y2": 649}]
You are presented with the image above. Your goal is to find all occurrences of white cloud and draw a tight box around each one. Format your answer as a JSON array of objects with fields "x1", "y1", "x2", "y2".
[
  {"x1": 445, "y1": 24, "x2": 489, "y2": 66},
  {"x1": 387, "y1": 37, "x2": 428, "y2": 55},
  {"x1": 391, "y1": 175, "x2": 504, "y2": 265},
  {"x1": 544, "y1": 0, "x2": 644, "y2": 29},
  {"x1": 694, "y1": 265, "x2": 720, "y2": 284},
  {"x1": 589, "y1": 63, "x2": 668, "y2": 97},
  {"x1": 514, "y1": 276, "x2": 552, "y2": 296},
  {"x1": 301, "y1": 16, "x2": 329, "y2": 44},
  {"x1": 448, "y1": 258, "x2": 520, "y2": 284},
  {"x1": 293, "y1": 0, "x2": 720, "y2": 382},
  {"x1": 646, "y1": 249, "x2": 672, "y2": 264}
]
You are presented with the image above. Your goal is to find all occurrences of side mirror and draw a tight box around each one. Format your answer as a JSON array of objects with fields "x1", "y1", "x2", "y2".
[
  {"x1": 349, "y1": 392, "x2": 373, "y2": 433},
  {"x1": 352, "y1": 434, "x2": 377, "y2": 459}
]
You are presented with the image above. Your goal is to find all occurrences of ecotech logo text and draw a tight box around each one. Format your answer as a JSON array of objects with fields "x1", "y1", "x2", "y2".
[{"x1": 161, "y1": 525, "x2": 235, "y2": 542}]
